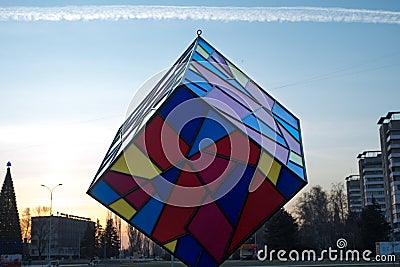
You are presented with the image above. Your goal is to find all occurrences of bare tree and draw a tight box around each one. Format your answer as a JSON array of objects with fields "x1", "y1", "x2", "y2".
[
  {"x1": 329, "y1": 182, "x2": 347, "y2": 224},
  {"x1": 127, "y1": 225, "x2": 142, "y2": 256},
  {"x1": 20, "y1": 207, "x2": 31, "y2": 241},
  {"x1": 31, "y1": 217, "x2": 49, "y2": 260},
  {"x1": 126, "y1": 225, "x2": 135, "y2": 255},
  {"x1": 295, "y1": 185, "x2": 331, "y2": 251},
  {"x1": 34, "y1": 206, "x2": 50, "y2": 216},
  {"x1": 142, "y1": 236, "x2": 150, "y2": 258},
  {"x1": 94, "y1": 219, "x2": 103, "y2": 256},
  {"x1": 101, "y1": 213, "x2": 120, "y2": 258},
  {"x1": 152, "y1": 241, "x2": 163, "y2": 258},
  {"x1": 30, "y1": 206, "x2": 51, "y2": 259},
  {"x1": 114, "y1": 215, "x2": 122, "y2": 258}
]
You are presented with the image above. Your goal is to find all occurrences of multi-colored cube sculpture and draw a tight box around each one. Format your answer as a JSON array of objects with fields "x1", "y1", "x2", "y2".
[{"x1": 87, "y1": 34, "x2": 307, "y2": 267}]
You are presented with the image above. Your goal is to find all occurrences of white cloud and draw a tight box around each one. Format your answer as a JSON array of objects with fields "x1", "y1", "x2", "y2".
[{"x1": 0, "y1": 5, "x2": 399, "y2": 24}]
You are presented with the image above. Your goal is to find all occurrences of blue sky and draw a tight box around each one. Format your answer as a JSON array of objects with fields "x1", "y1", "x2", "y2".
[{"x1": 0, "y1": 1, "x2": 400, "y2": 222}]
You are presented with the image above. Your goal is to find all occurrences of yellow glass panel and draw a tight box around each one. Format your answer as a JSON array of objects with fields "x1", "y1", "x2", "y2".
[
  {"x1": 164, "y1": 239, "x2": 177, "y2": 253},
  {"x1": 258, "y1": 151, "x2": 273, "y2": 176},
  {"x1": 196, "y1": 44, "x2": 209, "y2": 59},
  {"x1": 111, "y1": 144, "x2": 161, "y2": 179},
  {"x1": 268, "y1": 160, "x2": 281, "y2": 185},
  {"x1": 189, "y1": 63, "x2": 202, "y2": 76},
  {"x1": 258, "y1": 151, "x2": 281, "y2": 185},
  {"x1": 227, "y1": 61, "x2": 249, "y2": 88},
  {"x1": 289, "y1": 151, "x2": 303, "y2": 166},
  {"x1": 111, "y1": 154, "x2": 130, "y2": 175},
  {"x1": 109, "y1": 199, "x2": 136, "y2": 220}
]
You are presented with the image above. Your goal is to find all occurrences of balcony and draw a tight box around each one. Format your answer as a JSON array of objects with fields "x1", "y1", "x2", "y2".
[
  {"x1": 363, "y1": 167, "x2": 383, "y2": 173},
  {"x1": 364, "y1": 180, "x2": 384, "y2": 185},
  {"x1": 390, "y1": 161, "x2": 400, "y2": 168},
  {"x1": 365, "y1": 187, "x2": 384, "y2": 192},
  {"x1": 388, "y1": 143, "x2": 400, "y2": 151},
  {"x1": 388, "y1": 153, "x2": 400, "y2": 160},
  {"x1": 392, "y1": 195, "x2": 400, "y2": 204},
  {"x1": 348, "y1": 188, "x2": 361, "y2": 192},
  {"x1": 363, "y1": 174, "x2": 384, "y2": 180},
  {"x1": 390, "y1": 172, "x2": 400, "y2": 179},
  {"x1": 387, "y1": 134, "x2": 400, "y2": 143}
]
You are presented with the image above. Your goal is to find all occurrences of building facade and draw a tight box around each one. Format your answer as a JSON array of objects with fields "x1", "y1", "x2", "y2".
[
  {"x1": 345, "y1": 175, "x2": 362, "y2": 214},
  {"x1": 378, "y1": 112, "x2": 400, "y2": 236},
  {"x1": 30, "y1": 215, "x2": 94, "y2": 260},
  {"x1": 357, "y1": 150, "x2": 386, "y2": 214}
]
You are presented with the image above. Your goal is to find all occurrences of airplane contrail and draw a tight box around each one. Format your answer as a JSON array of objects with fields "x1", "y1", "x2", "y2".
[{"x1": 0, "y1": 5, "x2": 399, "y2": 25}]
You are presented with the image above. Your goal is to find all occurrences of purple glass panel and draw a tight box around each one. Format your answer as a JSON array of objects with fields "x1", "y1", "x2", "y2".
[
  {"x1": 274, "y1": 143, "x2": 289, "y2": 166},
  {"x1": 224, "y1": 85, "x2": 260, "y2": 114},
  {"x1": 208, "y1": 56, "x2": 233, "y2": 78},
  {"x1": 210, "y1": 51, "x2": 233, "y2": 77},
  {"x1": 206, "y1": 87, "x2": 252, "y2": 119},
  {"x1": 227, "y1": 115, "x2": 288, "y2": 165},
  {"x1": 245, "y1": 81, "x2": 275, "y2": 111},
  {"x1": 192, "y1": 61, "x2": 261, "y2": 113},
  {"x1": 192, "y1": 61, "x2": 240, "y2": 94},
  {"x1": 277, "y1": 123, "x2": 302, "y2": 155},
  {"x1": 254, "y1": 108, "x2": 277, "y2": 132}
]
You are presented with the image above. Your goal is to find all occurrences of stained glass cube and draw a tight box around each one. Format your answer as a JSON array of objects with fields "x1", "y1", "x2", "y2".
[{"x1": 87, "y1": 35, "x2": 307, "y2": 267}]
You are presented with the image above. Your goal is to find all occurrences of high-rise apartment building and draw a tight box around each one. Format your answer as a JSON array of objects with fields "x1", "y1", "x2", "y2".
[
  {"x1": 378, "y1": 111, "x2": 400, "y2": 237},
  {"x1": 357, "y1": 151, "x2": 386, "y2": 214},
  {"x1": 345, "y1": 175, "x2": 362, "y2": 214}
]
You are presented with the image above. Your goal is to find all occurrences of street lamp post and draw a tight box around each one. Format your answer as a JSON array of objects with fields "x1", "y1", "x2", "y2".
[
  {"x1": 41, "y1": 184, "x2": 62, "y2": 216},
  {"x1": 41, "y1": 184, "x2": 62, "y2": 262}
]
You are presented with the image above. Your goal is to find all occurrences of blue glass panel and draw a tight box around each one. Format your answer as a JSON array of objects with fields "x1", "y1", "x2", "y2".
[
  {"x1": 195, "y1": 81, "x2": 213, "y2": 92},
  {"x1": 91, "y1": 180, "x2": 119, "y2": 205},
  {"x1": 272, "y1": 103, "x2": 299, "y2": 129},
  {"x1": 160, "y1": 165, "x2": 181, "y2": 183},
  {"x1": 288, "y1": 161, "x2": 305, "y2": 180},
  {"x1": 274, "y1": 115, "x2": 300, "y2": 141},
  {"x1": 180, "y1": 117, "x2": 204, "y2": 145},
  {"x1": 162, "y1": 95, "x2": 208, "y2": 142},
  {"x1": 242, "y1": 114, "x2": 261, "y2": 131},
  {"x1": 130, "y1": 197, "x2": 164, "y2": 235},
  {"x1": 228, "y1": 79, "x2": 252, "y2": 97},
  {"x1": 243, "y1": 114, "x2": 287, "y2": 147},
  {"x1": 185, "y1": 81, "x2": 207, "y2": 97},
  {"x1": 214, "y1": 163, "x2": 247, "y2": 200},
  {"x1": 153, "y1": 167, "x2": 182, "y2": 201},
  {"x1": 198, "y1": 251, "x2": 217, "y2": 267},
  {"x1": 276, "y1": 167, "x2": 304, "y2": 199},
  {"x1": 175, "y1": 235, "x2": 203, "y2": 267},
  {"x1": 217, "y1": 165, "x2": 255, "y2": 225},
  {"x1": 198, "y1": 39, "x2": 214, "y2": 55},
  {"x1": 188, "y1": 110, "x2": 235, "y2": 157},
  {"x1": 185, "y1": 69, "x2": 208, "y2": 84},
  {"x1": 152, "y1": 176, "x2": 175, "y2": 202},
  {"x1": 192, "y1": 52, "x2": 228, "y2": 79},
  {"x1": 159, "y1": 87, "x2": 195, "y2": 119}
]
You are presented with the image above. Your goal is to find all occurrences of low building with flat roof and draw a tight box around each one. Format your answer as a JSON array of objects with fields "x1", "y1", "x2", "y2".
[{"x1": 30, "y1": 214, "x2": 94, "y2": 260}]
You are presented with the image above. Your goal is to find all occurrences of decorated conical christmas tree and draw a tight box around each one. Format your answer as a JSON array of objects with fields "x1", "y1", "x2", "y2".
[{"x1": 0, "y1": 162, "x2": 22, "y2": 254}]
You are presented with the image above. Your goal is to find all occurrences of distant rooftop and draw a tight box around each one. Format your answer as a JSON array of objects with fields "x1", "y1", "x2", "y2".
[
  {"x1": 377, "y1": 111, "x2": 400, "y2": 124},
  {"x1": 345, "y1": 174, "x2": 360, "y2": 181},
  {"x1": 357, "y1": 150, "x2": 381, "y2": 159}
]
